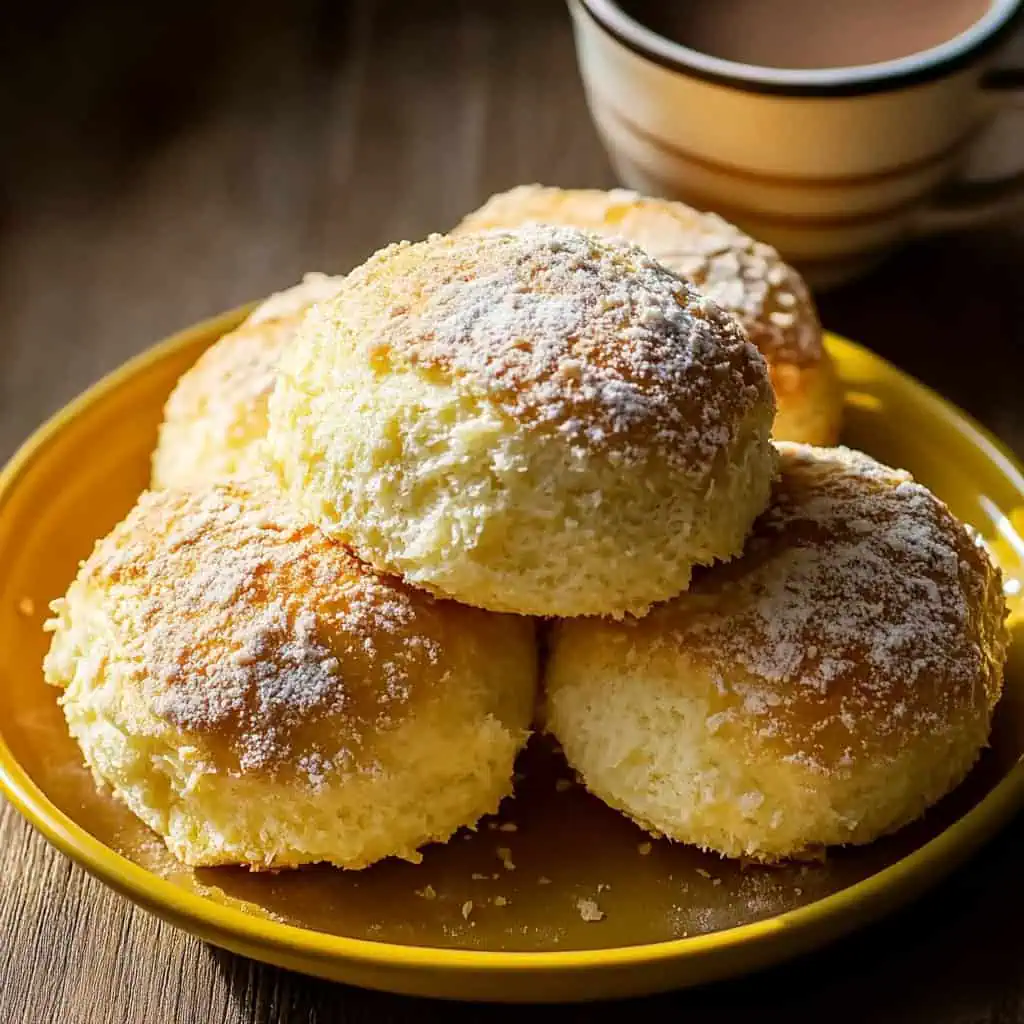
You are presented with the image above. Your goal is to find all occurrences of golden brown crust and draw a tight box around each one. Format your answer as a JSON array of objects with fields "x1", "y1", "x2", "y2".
[
  {"x1": 768, "y1": 358, "x2": 843, "y2": 447},
  {"x1": 157, "y1": 318, "x2": 286, "y2": 451},
  {"x1": 456, "y1": 186, "x2": 841, "y2": 446},
  {"x1": 318, "y1": 225, "x2": 774, "y2": 475},
  {"x1": 161, "y1": 273, "x2": 347, "y2": 442},
  {"x1": 456, "y1": 186, "x2": 823, "y2": 369},
  {"x1": 152, "y1": 274, "x2": 347, "y2": 489},
  {"x1": 557, "y1": 443, "x2": 1007, "y2": 774},
  {"x1": 72, "y1": 483, "x2": 525, "y2": 781}
]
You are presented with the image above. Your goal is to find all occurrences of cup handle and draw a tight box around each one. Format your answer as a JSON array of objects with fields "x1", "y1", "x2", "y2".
[{"x1": 916, "y1": 67, "x2": 1024, "y2": 235}]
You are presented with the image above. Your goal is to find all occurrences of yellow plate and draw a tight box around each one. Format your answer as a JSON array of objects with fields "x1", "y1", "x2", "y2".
[{"x1": 1, "y1": 311, "x2": 1023, "y2": 1003}]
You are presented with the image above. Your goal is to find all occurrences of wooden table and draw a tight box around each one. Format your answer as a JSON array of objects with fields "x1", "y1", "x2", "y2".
[{"x1": 3, "y1": 2, "x2": 1024, "y2": 1020}]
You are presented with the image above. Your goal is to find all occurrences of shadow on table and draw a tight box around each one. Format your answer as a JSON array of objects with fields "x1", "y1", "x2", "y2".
[{"x1": 207, "y1": 807, "x2": 1024, "y2": 1024}]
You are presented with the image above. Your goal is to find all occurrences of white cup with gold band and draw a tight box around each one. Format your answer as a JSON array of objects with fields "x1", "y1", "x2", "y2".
[{"x1": 569, "y1": 0, "x2": 1024, "y2": 286}]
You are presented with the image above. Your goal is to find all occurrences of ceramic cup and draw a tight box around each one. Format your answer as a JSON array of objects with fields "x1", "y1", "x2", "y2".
[{"x1": 569, "y1": 0, "x2": 1024, "y2": 286}]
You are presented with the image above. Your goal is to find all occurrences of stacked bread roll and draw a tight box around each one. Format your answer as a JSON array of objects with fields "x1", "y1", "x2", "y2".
[
  {"x1": 457, "y1": 185, "x2": 843, "y2": 448},
  {"x1": 44, "y1": 188, "x2": 1008, "y2": 870}
]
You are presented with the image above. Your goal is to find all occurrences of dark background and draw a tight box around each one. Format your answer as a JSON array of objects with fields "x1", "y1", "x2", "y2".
[{"x1": 2, "y1": 2, "x2": 1024, "y2": 1021}]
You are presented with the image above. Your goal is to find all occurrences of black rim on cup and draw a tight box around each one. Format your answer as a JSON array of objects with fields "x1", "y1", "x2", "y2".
[{"x1": 574, "y1": 0, "x2": 1024, "y2": 97}]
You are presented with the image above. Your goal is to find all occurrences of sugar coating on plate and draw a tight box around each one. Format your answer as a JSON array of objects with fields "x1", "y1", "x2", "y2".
[
  {"x1": 151, "y1": 273, "x2": 345, "y2": 490},
  {"x1": 43, "y1": 483, "x2": 537, "y2": 869},
  {"x1": 545, "y1": 443, "x2": 1009, "y2": 860},
  {"x1": 266, "y1": 225, "x2": 777, "y2": 617},
  {"x1": 457, "y1": 185, "x2": 842, "y2": 446}
]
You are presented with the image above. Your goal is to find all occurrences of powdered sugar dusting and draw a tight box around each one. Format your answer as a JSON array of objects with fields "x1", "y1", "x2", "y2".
[
  {"x1": 342, "y1": 225, "x2": 772, "y2": 473},
  {"x1": 657, "y1": 444, "x2": 1007, "y2": 772},
  {"x1": 652, "y1": 209, "x2": 820, "y2": 367},
  {"x1": 457, "y1": 186, "x2": 822, "y2": 367},
  {"x1": 85, "y1": 486, "x2": 444, "y2": 780}
]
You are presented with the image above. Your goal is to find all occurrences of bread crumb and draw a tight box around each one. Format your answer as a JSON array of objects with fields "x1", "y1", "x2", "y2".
[
  {"x1": 416, "y1": 885, "x2": 437, "y2": 900},
  {"x1": 538, "y1": 876, "x2": 552, "y2": 885},
  {"x1": 461, "y1": 900, "x2": 473, "y2": 920},
  {"x1": 494, "y1": 896, "x2": 509, "y2": 908},
  {"x1": 576, "y1": 898, "x2": 605, "y2": 922},
  {"x1": 497, "y1": 847, "x2": 516, "y2": 871},
  {"x1": 17, "y1": 597, "x2": 34, "y2": 617},
  {"x1": 696, "y1": 868, "x2": 712, "y2": 879},
  {"x1": 794, "y1": 887, "x2": 803, "y2": 896},
  {"x1": 597, "y1": 882, "x2": 610, "y2": 893},
  {"x1": 712, "y1": 878, "x2": 722, "y2": 887},
  {"x1": 471, "y1": 872, "x2": 489, "y2": 881},
  {"x1": 498, "y1": 822, "x2": 518, "y2": 832},
  {"x1": 487, "y1": 822, "x2": 499, "y2": 831},
  {"x1": 637, "y1": 842, "x2": 652, "y2": 856},
  {"x1": 555, "y1": 778, "x2": 573, "y2": 793}
]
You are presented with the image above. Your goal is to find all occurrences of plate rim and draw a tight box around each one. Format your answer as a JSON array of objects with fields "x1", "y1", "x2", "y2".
[{"x1": 2, "y1": 319, "x2": 1024, "y2": 979}]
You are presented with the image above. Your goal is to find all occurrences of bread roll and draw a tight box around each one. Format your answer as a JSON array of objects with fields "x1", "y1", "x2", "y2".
[
  {"x1": 45, "y1": 483, "x2": 537, "y2": 869},
  {"x1": 545, "y1": 443, "x2": 1008, "y2": 860},
  {"x1": 152, "y1": 273, "x2": 344, "y2": 490},
  {"x1": 266, "y1": 225, "x2": 777, "y2": 617}
]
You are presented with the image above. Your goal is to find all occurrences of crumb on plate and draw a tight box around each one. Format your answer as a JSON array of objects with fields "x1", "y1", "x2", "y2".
[{"x1": 576, "y1": 897, "x2": 605, "y2": 923}]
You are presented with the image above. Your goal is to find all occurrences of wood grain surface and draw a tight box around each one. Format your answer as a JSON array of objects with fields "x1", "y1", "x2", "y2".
[{"x1": 3, "y1": 2, "x2": 1024, "y2": 1021}]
